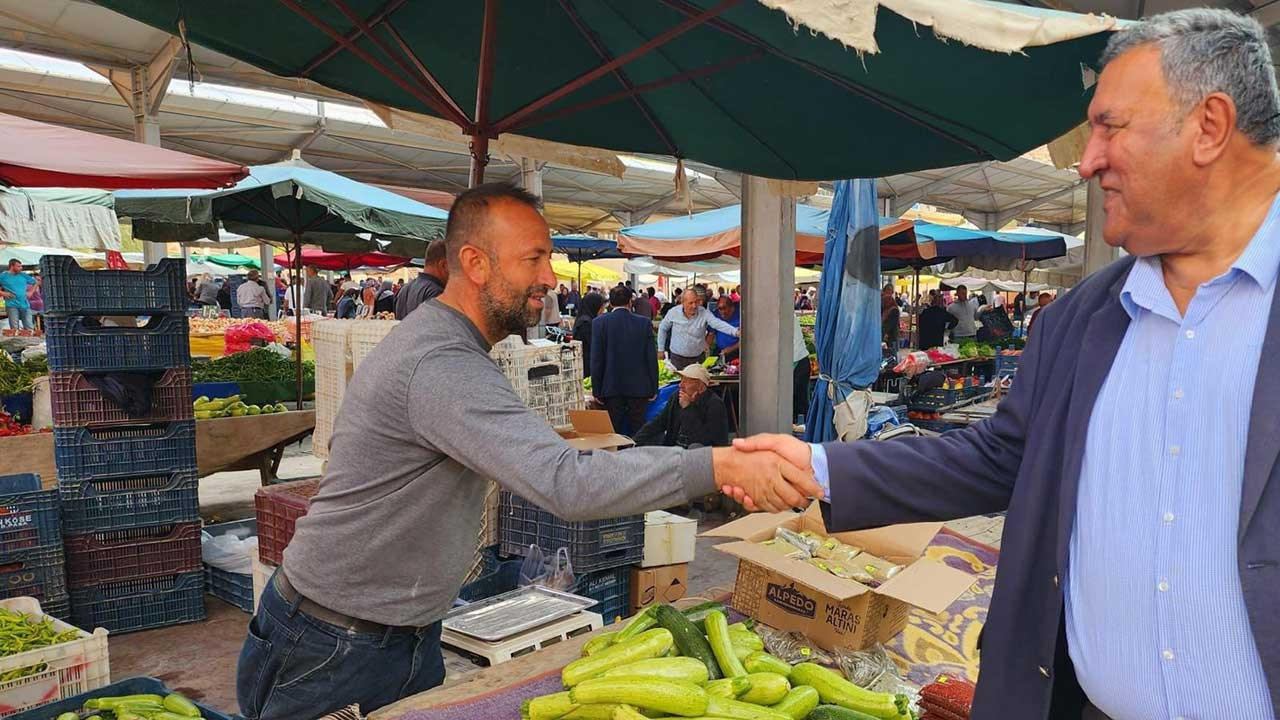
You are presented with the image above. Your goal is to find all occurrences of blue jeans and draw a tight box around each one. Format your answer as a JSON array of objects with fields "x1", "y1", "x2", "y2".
[
  {"x1": 5, "y1": 307, "x2": 33, "y2": 330},
  {"x1": 237, "y1": 572, "x2": 445, "y2": 719}
]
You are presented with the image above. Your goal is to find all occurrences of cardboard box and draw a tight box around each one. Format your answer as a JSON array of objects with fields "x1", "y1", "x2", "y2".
[
  {"x1": 558, "y1": 410, "x2": 635, "y2": 451},
  {"x1": 703, "y1": 506, "x2": 974, "y2": 651},
  {"x1": 642, "y1": 510, "x2": 697, "y2": 567},
  {"x1": 630, "y1": 563, "x2": 689, "y2": 611}
]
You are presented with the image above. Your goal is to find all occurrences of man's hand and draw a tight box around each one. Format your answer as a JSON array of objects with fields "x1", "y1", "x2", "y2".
[
  {"x1": 723, "y1": 434, "x2": 818, "y2": 509},
  {"x1": 711, "y1": 446, "x2": 820, "y2": 513},
  {"x1": 658, "y1": 351, "x2": 666, "y2": 361}
]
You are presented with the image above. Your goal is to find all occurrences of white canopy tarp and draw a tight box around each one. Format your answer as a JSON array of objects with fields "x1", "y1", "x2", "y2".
[
  {"x1": 0, "y1": 188, "x2": 121, "y2": 251},
  {"x1": 624, "y1": 255, "x2": 821, "y2": 286}
]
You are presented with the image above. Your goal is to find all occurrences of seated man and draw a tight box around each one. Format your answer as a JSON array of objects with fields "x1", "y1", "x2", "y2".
[{"x1": 634, "y1": 364, "x2": 729, "y2": 449}]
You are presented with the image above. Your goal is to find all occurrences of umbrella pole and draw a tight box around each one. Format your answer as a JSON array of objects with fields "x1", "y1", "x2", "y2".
[
  {"x1": 294, "y1": 235, "x2": 304, "y2": 411},
  {"x1": 1020, "y1": 248, "x2": 1029, "y2": 333},
  {"x1": 911, "y1": 267, "x2": 920, "y2": 348}
]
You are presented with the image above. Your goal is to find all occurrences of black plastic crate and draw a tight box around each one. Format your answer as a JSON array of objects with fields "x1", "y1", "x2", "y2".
[
  {"x1": 53, "y1": 420, "x2": 196, "y2": 481},
  {"x1": 69, "y1": 570, "x2": 206, "y2": 634},
  {"x1": 44, "y1": 314, "x2": 190, "y2": 372},
  {"x1": 0, "y1": 546, "x2": 68, "y2": 603},
  {"x1": 9, "y1": 676, "x2": 233, "y2": 720},
  {"x1": 59, "y1": 468, "x2": 199, "y2": 535},
  {"x1": 40, "y1": 256, "x2": 188, "y2": 315},
  {"x1": 571, "y1": 566, "x2": 631, "y2": 624},
  {"x1": 0, "y1": 479, "x2": 62, "y2": 561},
  {"x1": 906, "y1": 387, "x2": 965, "y2": 411},
  {"x1": 204, "y1": 566, "x2": 254, "y2": 613},
  {"x1": 498, "y1": 492, "x2": 644, "y2": 573}
]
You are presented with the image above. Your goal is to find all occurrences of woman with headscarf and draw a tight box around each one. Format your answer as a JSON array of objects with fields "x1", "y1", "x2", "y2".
[
  {"x1": 374, "y1": 280, "x2": 396, "y2": 315},
  {"x1": 572, "y1": 291, "x2": 606, "y2": 378}
]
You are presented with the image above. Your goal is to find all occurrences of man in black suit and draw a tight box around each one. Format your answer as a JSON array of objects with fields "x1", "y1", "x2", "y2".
[{"x1": 591, "y1": 286, "x2": 658, "y2": 436}]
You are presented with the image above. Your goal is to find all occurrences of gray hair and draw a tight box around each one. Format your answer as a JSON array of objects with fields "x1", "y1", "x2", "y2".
[{"x1": 1100, "y1": 8, "x2": 1280, "y2": 147}]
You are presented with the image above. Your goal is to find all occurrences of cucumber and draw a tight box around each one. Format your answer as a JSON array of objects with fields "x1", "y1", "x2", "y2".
[
  {"x1": 569, "y1": 678, "x2": 708, "y2": 718},
  {"x1": 769, "y1": 685, "x2": 820, "y2": 720},
  {"x1": 600, "y1": 657, "x2": 709, "y2": 684},
  {"x1": 704, "y1": 611, "x2": 748, "y2": 678},
  {"x1": 704, "y1": 676, "x2": 753, "y2": 699},
  {"x1": 653, "y1": 604, "x2": 721, "y2": 681},
  {"x1": 704, "y1": 695, "x2": 793, "y2": 720},
  {"x1": 743, "y1": 652, "x2": 793, "y2": 677},
  {"x1": 806, "y1": 705, "x2": 883, "y2": 720},
  {"x1": 787, "y1": 664, "x2": 903, "y2": 719},
  {"x1": 738, "y1": 672, "x2": 790, "y2": 705},
  {"x1": 562, "y1": 628, "x2": 673, "y2": 687}
]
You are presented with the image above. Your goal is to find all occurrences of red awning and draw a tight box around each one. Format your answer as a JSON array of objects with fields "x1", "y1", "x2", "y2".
[
  {"x1": 0, "y1": 112, "x2": 247, "y2": 190},
  {"x1": 274, "y1": 249, "x2": 410, "y2": 271}
]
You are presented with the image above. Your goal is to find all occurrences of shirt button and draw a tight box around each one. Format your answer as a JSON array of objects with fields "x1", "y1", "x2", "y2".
[
  {"x1": 1185, "y1": 329, "x2": 1195, "y2": 339},
  {"x1": 1173, "y1": 389, "x2": 1184, "y2": 399},
  {"x1": 1162, "y1": 649, "x2": 1175, "y2": 661},
  {"x1": 1052, "y1": 574, "x2": 1059, "y2": 588},
  {"x1": 1038, "y1": 665, "x2": 1051, "y2": 678},
  {"x1": 1158, "y1": 579, "x2": 1170, "y2": 592},
  {"x1": 1169, "y1": 445, "x2": 1181, "y2": 456}
]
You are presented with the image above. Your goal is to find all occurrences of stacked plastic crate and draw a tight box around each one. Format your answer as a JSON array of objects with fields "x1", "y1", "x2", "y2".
[
  {"x1": 0, "y1": 473, "x2": 69, "y2": 618},
  {"x1": 40, "y1": 256, "x2": 205, "y2": 634}
]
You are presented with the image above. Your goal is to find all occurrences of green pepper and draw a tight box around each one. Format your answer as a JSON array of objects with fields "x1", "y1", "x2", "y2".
[{"x1": 162, "y1": 693, "x2": 202, "y2": 718}]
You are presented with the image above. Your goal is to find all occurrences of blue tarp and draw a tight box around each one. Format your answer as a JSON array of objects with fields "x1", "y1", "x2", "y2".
[
  {"x1": 805, "y1": 180, "x2": 883, "y2": 443},
  {"x1": 552, "y1": 234, "x2": 625, "y2": 262},
  {"x1": 913, "y1": 221, "x2": 1067, "y2": 260}
]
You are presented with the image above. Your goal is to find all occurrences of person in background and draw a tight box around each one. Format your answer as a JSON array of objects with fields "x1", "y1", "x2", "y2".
[
  {"x1": 572, "y1": 292, "x2": 605, "y2": 377},
  {"x1": 275, "y1": 271, "x2": 287, "y2": 313},
  {"x1": 394, "y1": 278, "x2": 404, "y2": 294},
  {"x1": 947, "y1": 285, "x2": 980, "y2": 342},
  {"x1": 25, "y1": 272, "x2": 43, "y2": 332},
  {"x1": 658, "y1": 290, "x2": 740, "y2": 370},
  {"x1": 396, "y1": 240, "x2": 449, "y2": 320},
  {"x1": 795, "y1": 288, "x2": 813, "y2": 311},
  {"x1": 591, "y1": 286, "x2": 657, "y2": 436},
  {"x1": 881, "y1": 284, "x2": 901, "y2": 351},
  {"x1": 635, "y1": 363, "x2": 729, "y2": 449},
  {"x1": 281, "y1": 276, "x2": 300, "y2": 317},
  {"x1": 1013, "y1": 291, "x2": 1027, "y2": 320},
  {"x1": 659, "y1": 288, "x2": 680, "y2": 317},
  {"x1": 540, "y1": 285, "x2": 560, "y2": 331},
  {"x1": 631, "y1": 285, "x2": 654, "y2": 320},
  {"x1": 710, "y1": 295, "x2": 741, "y2": 361},
  {"x1": 556, "y1": 284, "x2": 569, "y2": 314},
  {"x1": 216, "y1": 278, "x2": 233, "y2": 311},
  {"x1": 335, "y1": 281, "x2": 360, "y2": 319},
  {"x1": 646, "y1": 287, "x2": 660, "y2": 317},
  {"x1": 791, "y1": 312, "x2": 811, "y2": 424},
  {"x1": 918, "y1": 293, "x2": 959, "y2": 349},
  {"x1": 195, "y1": 273, "x2": 220, "y2": 307},
  {"x1": 303, "y1": 266, "x2": 332, "y2": 314},
  {"x1": 566, "y1": 284, "x2": 581, "y2": 315},
  {"x1": 0, "y1": 259, "x2": 36, "y2": 331},
  {"x1": 732, "y1": 286, "x2": 742, "y2": 303},
  {"x1": 237, "y1": 269, "x2": 272, "y2": 319},
  {"x1": 1027, "y1": 291, "x2": 1055, "y2": 333},
  {"x1": 359, "y1": 279, "x2": 378, "y2": 318},
  {"x1": 374, "y1": 281, "x2": 396, "y2": 315},
  {"x1": 654, "y1": 287, "x2": 667, "y2": 305}
]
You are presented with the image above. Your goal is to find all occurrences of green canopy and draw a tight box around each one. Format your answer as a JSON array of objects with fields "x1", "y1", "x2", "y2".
[
  {"x1": 205, "y1": 253, "x2": 260, "y2": 269},
  {"x1": 93, "y1": 0, "x2": 1116, "y2": 183}
]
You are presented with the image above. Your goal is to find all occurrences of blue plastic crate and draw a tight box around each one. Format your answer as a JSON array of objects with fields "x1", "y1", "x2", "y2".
[
  {"x1": 995, "y1": 352, "x2": 1020, "y2": 377},
  {"x1": 193, "y1": 381, "x2": 239, "y2": 401},
  {"x1": 906, "y1": 387, "x2": 965, "y2": 410},
  {"x1": 53, "y1": 420, "x2": 196, "y2": 481},
  {"x1": 44, "y1": 313, "x2": 190, "y2": 372},
  {"x1": 498, "y1": 492, "x2": 644, "y2": 573},
  {"x1": 571, "y1": 566, "x2": 631, "y2": 625},
  {"x1": 69, "y1": 570, "x2": 206, "y2": 634},
  {"x1": 0, "y1": 482, "x2": 62, "y2": 561},
  {"x1": 59, "y1": 468, "x2": 199, "y2": 535},
  {"x1": 204, "y1": 566, "x2": 254, "y2": 613},
  {"x1": 457, "y1": 553, "x2": 522, "y2": 605},
  {"x1": 0, "y1": 546, "x2": 67, "y2": 603},
  {"x1": 40, "y1": 593, "x2": 70, "y2": 620},
  {"x1": 40, "y1": 255, "x2": 188, "y2": 315},
  {"x1": 8, "y1": 675, "x2": 233, "y2": 720}
]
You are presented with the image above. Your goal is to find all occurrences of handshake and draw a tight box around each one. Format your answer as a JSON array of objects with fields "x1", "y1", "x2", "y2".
[{"x1": 710, "y1": 434, "x2": 819, "y2": 513}]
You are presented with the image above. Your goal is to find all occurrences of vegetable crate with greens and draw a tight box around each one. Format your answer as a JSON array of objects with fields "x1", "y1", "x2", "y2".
[
  {"x1": 191, "y1": 348, "x2": 315, "y2": 406},
  {"x1": 0, "y1": 597, "x2": 109, "y2": 719},
  {"x1": 521, "y1": 603, "x2": 913, "y2": 720},
  {"x1": 253, "y1": 479, "x2": 321, "y2": 566},
  {"x1": 49, "y1": 369, "x2": 192, "y2": 428},
  {"x1": 498, "y1": 491, "x2": 645, "y2": 574},
  {"x1": 11, "y1": 676, "x2": 232, "y2": 720}
]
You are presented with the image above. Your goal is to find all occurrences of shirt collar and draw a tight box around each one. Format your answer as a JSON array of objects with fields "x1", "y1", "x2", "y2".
[{"x1": 1230, "y1": 191, "x2": 1280, "y2": 291}]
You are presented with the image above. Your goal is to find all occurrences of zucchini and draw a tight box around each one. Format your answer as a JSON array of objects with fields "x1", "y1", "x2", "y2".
[
  {"x1": 600, "y1": 657, "x2": 709, "y2": 684},
  {"x1": 787, "y1": 664, "x2": 902, "y2": 719},
  {"x1": 728, "y1": 628, "x2": 765, "y2": 651},
  {"x1": 769, "y1": 685, "x2": 820, "y2": 720},
  {"x1": 653, "y1": 604, "x2": 721, "y2": 681},
  {"x1": 704, "y1": 611, "x2": 748, "y2": 678},
  {"x1": 738, "y1": 672, "x2": 790, "y2": 705},
  {"x1": 162, "y1": 694, "x2": 201, "y2": 718},
  {"x1": 704, "y1": 676, "x2": 753, "y2": 699},
  {"x1": 523, "y1": 692, "x2": 576, "y2": 720},
  {"x1": 569, "y1": 678, "x2": 708, "y2": 718},
  {"x1": 703, "y1": 695, "x2": 792, "y2": 720},
  {"x1": 562, "y1": 629, "x2": 674, "y2": 687},
  {"x1": 806, "y1": 705, "x2": 882, "y2": 720},
  {"x1": 743, "y1": 652, "x2": 792, "y2": 677},
  {"x1": 680, "y1": 601, "x2": 725, "y2": 631},
  {"x1": 612, "y1": 705, "x2": 648, "y2": 720},
  {"x1": 616, "y1": 607, "x2": 659, "y2": 643},
  {"x1": 561, "y1": 704, "x2": 643, "y2": 720},
  {"x1": 583, "y1": 632, "x2": 619, "y2": 657}
]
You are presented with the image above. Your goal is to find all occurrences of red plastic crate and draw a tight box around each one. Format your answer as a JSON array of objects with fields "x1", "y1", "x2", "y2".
[
  {"x1": 50, "y1": 368, "x2": 193, "y2": 428},
  {"x1": 64, "y1": 522, "x2": 202, "y2": 588},
  {"x1": 255, "y1": 479, "x2": 321, "y2": 565}
]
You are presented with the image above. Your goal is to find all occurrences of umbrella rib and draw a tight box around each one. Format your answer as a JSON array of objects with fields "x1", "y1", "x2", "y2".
[
  {"x1": 382, "y1": 24, "x2": 470, "y2": 127},
  {"x1": 300, "y1": 0, "x2": 407, "y2": 75}
]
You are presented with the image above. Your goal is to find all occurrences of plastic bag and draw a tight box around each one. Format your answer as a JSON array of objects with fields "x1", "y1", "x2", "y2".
[
  {"x1": 835, "y1": 643, "x2": 903, "y2": 694},
  {"x1": 517, "y1": 545, "x2": 576, "y2": 591},
  {"x1": 200, "y1": 531, "x2": 257, "y2": 574},
  {"x1": 756, "y1": 624, "x2": 835, "y2": 666}
]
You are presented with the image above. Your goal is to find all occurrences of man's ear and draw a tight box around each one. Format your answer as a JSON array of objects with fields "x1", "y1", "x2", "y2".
[
  {"x1": 456, "y1": 244, "x2": 491, "y2": 285},
  {"x1": 1191, "y1": 92, "x2": 1236, "y2": 167}
]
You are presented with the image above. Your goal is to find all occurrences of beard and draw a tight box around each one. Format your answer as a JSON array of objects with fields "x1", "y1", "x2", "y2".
[{"x1": 480, "y1": 274, "x2": 547, "y2": 339}]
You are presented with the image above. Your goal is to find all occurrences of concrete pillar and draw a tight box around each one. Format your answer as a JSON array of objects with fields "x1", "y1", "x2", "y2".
[
  {"x1": 1082, "y1": 178, "x2": 1117, "y2": 277},
  {"x1": 259, "y1": 243, "x2": 277, "y2": 318},
  {"x1": 740, "y1": 176, "x2": 796, "y2": 435}
]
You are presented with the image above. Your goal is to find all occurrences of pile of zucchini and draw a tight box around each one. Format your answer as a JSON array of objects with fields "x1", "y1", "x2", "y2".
[{"x1": 522, "y1": 602, "x2": 913, "y2": 720}]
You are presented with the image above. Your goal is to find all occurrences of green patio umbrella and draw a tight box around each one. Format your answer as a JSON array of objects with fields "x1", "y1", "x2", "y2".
[
  {"x1": 204, "y1": 253, "x2": 260, "y2": 269},
  {"x1": 93, "y1": 0, "x2": 1117, "y2": 184}
]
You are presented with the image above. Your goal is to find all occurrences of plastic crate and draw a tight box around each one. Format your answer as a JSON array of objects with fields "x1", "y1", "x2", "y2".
[
  {"x1": 312, "y1": 320, "x2": 355, "y2": 459},
  {"x1": 0, "y1": 547, "x2": 67, "y2": 603},
  {"x1": 0, "y1": 596, "x2": 109, "y2": 719},
  {"x1": 69, "y1": 570, "x2": 205, "y2": 634},
  {"x1": 910, "y1": 418, "x2": 967, "y2": 433},
  {"x1": 9, "y1": 676, "x2": 234, "y2": 720},
  {"x1": 64, "y1": 523, "x2": 201, "y2": 588},
  {"x1": 498, "y1": 492, "x2": 644, "y2": 573},
  {"x1": 204, "y1": 566, "x2": 254, "y2": 613},
  {"x1": 58, "y1": 468, "x2": 199, "y2": 535},
  {"x1": 906, "y1": 387, "x2": 965, "y2": 411},
  {"x1": 49, "y1": 368, "x2": 193, "y2": 428},
  {"x1": 0, "y1": 481, "x2": 61, "y2": 561},
  {"x1": 994, "y1": 352, "x2": 1020, "y2": 377},
  {"x1": 456, "y1": 549, "x2": 522, "y2": 605},
  {"x1": 490, "y1": 339, "x2": 585, "y2": 428},
  {"x1": 44, "y1": 314, "x2": 190, "y2": 372},
  {"x1": 255, "y1": 478, "x2": 321, "y2": 566},
  {"x1": 349, "y1": 320, "x2": 400, "y2": 371},
  {"x1": 40, "y1": 255, "x2": 187, "y2": 315},
  {"x1": 571, "y1": 566, "x2": 631, "y2": 625},
  {"x1": 52, "y1": 420, "x2": 196, "y2": 481},
  {"x1": 41, "y1": 595, "x2": 70, "y2": 621}
]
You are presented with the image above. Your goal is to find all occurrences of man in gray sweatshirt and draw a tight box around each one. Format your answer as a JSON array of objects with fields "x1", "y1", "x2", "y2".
[{"x1": 237, "y1": 183, "x2": 819, "y2": 720}]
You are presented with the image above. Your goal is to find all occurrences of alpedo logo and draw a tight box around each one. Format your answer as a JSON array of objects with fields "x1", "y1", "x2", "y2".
[{"x1": 766, "y1": 582, "x2": 816, "y2": 618}]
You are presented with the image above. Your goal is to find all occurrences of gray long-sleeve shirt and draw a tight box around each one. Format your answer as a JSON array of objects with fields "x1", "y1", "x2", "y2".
[
  {"x1": 283, "y1": 300, "x2": 716, "y2": 627},
  {"x1": 302, "y1": 275, "x2": 332, "y2": 312}
]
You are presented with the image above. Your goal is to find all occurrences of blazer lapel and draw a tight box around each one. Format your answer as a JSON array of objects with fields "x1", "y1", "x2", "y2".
[{"x1": 1240, "y1": 275, "x2": 1280, "y2": 538}]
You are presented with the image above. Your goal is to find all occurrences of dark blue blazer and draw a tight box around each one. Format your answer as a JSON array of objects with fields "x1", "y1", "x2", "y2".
[
  {"x1": 590, "y1": 308, "x2": 658, "y2": 400},
  {"x1": 823, "y1": 256, "x2": 1279, "y2": 719}
]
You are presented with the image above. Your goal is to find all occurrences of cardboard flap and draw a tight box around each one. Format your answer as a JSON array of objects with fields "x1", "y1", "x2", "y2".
[
  {"x1": 569, "y1": 410, "x2": 615, "y2": 434},
  {"x1": 700, "y1": 511, "x2": 794, "y2": 540},
  {"x1": 566, "y1": 434, "x2": 634, "y2": 451},
  {"x1": 839, "y1": 522, "x2": 945, "y2": 563},
  {"x1": 874, "y1": 558, "x2": 975, "y2": 614},
  {"x1": 715, "y1": 540, "x2": 871, "y2": 601}
]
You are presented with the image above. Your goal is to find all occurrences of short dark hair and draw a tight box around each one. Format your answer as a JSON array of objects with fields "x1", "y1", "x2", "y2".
[
  {"x1": 1039, "y1": 292, "x2": 1053, "y2": 300},
  {"x1": 424, "y1": 239, "x2": 447, "y2": 265},
  {"x1": 6, "y1": 259, "x2": 19, "y2": 268},
  {"x1": 609, "y1": 286, "x2": 632, "y2": 307},
  {"x1": 647, "y1": 287, "x2": 655, "y2": 297},
  {"x1": 718, "y1": 295, "x2": 736, "y2": 308},
  {"x1": 444, "y1": 182, "x2": 542, "y2": 271}
]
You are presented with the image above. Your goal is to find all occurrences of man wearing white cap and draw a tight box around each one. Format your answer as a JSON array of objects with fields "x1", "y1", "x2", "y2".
[{"x1": 634, "y1": 363, "x2": 729, "y2": 449}]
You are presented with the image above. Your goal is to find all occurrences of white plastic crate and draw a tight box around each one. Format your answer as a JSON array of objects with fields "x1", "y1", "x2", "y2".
[
  {"x1": 251, "y1": 552, "x2": 276, "y2": 614},
  {"x1": 348, "y1": 320, "x2": 400, "y2": 372},
  {"x1": 642, "y1": 511, "x2": 697, "y2": 567},
  {"x1": 490, "y1": 339, "x2": 585, "y2": 428},
  {"x1": 311, "y1": 320, "x2": 356, "y2": 459},
  {"x1": 0, "y1": 597, "x2": 109, "y2": 718}
]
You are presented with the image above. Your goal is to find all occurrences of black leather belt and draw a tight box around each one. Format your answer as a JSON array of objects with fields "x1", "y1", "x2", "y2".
[{"x1": 273, "y1": 568, "x2": 419, "y2": 636}]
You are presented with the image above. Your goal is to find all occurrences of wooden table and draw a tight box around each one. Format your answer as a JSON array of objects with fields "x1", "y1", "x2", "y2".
[{"x1": 0, "y1": 410, "x2": 315, "y2": 488}]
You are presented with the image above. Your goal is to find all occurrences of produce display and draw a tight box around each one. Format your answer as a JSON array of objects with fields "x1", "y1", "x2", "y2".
[
  {"x1": 760, "y1": 529, "x2": 903, "y2": 588},
  {"x1": 0, "y1": 354, "x2": 47, "y2": 396},
  {"x1": 192, "y1": 347, "x2": 314, "y2": 384},
  {"x1": 188, "y1": 317, "x2": 294, "y2": 339},
  {"x1": 193, "y1": 395, "x2": 289, "y2": 419},
  {"x1": 0, "y1": 606, "x2": 83, "y2": 682},
  {"x1": 42, "y1": 691, "x2": 207, "y2": 719},
  {"x1": 0, "y1": 410, "x2": 44, "y2": 437},
  {"x1": 522, "y1": 603, "x2": 912, "y2": 720}
]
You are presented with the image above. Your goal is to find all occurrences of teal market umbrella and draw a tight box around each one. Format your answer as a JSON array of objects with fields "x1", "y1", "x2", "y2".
[{"x1": 204, "y1": 253, "x2": 260, "y2": 269}]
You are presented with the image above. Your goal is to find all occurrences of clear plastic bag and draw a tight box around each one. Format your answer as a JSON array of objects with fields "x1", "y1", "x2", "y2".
[
  {"x1": 200, "y1": 531, "x2": 257, "y2": 574},
  {"x1": 756, "y1": 623, "x2": 835, "y2": 666},
  {"x1": 517, "y1": 545, "x2": 576, "y2": 591},
  {"x1": 774, "y1": 527, "x2": 820, "y2": 558}
]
